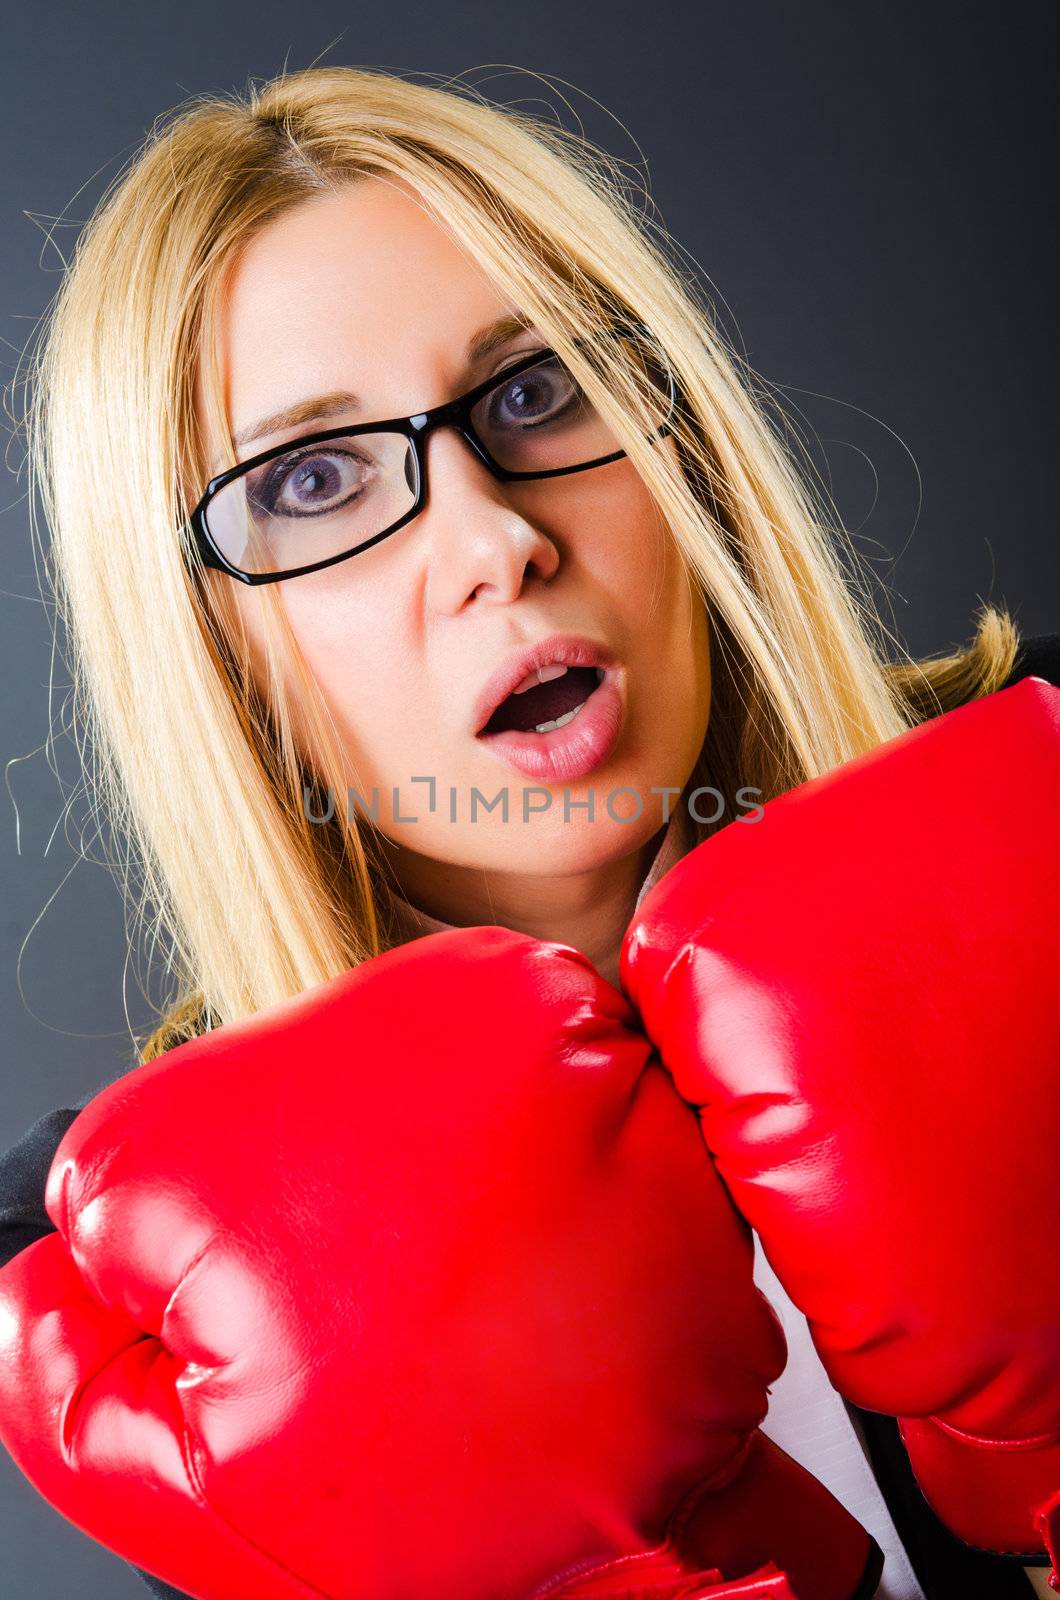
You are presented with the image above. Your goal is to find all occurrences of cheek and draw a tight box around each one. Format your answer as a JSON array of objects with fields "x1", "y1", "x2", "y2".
[
  {"x1": 583, "y1": 467, "x2": 709, "y2": 732},
  {"x1": 554, "y1": 468, "x2": 652, "y2": 576},
  {"x1": 231, "y1": 579, "x2": 413, "y2": 767},
  {"x1": 570, "y1": 469, "x2": 682, "y2": 621},
  {"x1": 293, "y1": 602, "x2": 399, "y2": 738}
]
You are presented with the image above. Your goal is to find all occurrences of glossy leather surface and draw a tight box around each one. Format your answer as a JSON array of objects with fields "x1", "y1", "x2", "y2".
[
  {"x1": 621, "y1": 677, "x2": 1060, "y2": 1571},
  {"x1": 0, "y1": 925, "x2": 872, "y2": 1599}
]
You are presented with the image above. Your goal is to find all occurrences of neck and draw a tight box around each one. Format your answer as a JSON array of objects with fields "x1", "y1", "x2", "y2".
[{"x1": 377, "y1": 824, "x2": 668, "y2": 990}]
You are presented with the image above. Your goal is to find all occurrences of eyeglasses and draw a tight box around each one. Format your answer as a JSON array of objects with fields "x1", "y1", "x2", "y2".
[{"x1": 187, "y1": 326, "x2": 678, "y2": 585}]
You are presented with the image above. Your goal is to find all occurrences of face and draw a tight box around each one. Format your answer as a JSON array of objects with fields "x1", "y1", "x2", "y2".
[{"x1": 200, "y1": 176, "x2": 711, "y2": 895}]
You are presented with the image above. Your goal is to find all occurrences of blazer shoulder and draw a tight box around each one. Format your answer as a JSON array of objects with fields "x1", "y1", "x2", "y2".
[
  {"x1": 1000, "y1": 630, "x2": 1060, "y2": 691},
  {"x1": 0, "y1": 1106, "x2": 194, "y2": 1600},
  {"x1": 0, "y1": 1106, "x2": 82, "y2": 1269}
]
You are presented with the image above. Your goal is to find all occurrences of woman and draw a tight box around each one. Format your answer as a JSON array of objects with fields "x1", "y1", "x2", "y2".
[{"x1": 1, "y1": 64, "x2": 1056, "y2": 1598}]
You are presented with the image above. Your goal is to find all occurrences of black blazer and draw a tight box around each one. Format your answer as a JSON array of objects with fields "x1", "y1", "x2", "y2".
[{"x1": 2, "y1": 632, "x2": 1057, "y2": 1600}]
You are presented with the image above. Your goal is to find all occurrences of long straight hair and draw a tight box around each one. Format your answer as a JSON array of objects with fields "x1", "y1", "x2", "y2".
[{"x1": 18, "y1": 66, "x2": 1018, "y2": 1061}]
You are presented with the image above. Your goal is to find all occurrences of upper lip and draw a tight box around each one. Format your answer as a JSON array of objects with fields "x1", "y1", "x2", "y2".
[{"x1": 472, "y1": 633, "x2": 619, "y2": 735}]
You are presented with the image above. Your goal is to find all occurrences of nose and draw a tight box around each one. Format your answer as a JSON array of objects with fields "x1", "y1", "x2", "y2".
[{"x1": 421, "y1": 426, "x2": 561, "y2": 614}]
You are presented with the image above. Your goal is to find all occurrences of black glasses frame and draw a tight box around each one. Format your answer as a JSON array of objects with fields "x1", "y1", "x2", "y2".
[{"x1": 186, "y1": 326, "x2": 678, "y2": 585}]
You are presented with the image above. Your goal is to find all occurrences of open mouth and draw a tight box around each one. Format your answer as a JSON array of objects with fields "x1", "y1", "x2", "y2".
[{"x1": 479, "y1": 665, "x2": 606, "y2": 737}]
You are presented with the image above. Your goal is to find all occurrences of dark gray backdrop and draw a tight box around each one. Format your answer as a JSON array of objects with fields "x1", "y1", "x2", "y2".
[{"x1": 1, "y1": 3, "x2": 1056, "y2": 1593}]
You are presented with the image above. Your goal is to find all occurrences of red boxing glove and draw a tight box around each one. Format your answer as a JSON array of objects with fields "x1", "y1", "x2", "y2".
[
  {"x1": 0, "y1": 926, "x2": 878, "y2": 1600},
  {"x1": 620, "y1": 676, "x2": 1060, "y2": 1578}
]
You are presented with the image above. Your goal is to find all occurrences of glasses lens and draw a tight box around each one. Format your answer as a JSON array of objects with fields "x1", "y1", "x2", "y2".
[
  {"x1": 470, "y1": 345, "x2": 672, "y2": 475},
  {"x1": 203, "y1": 430, "x2": 419, "y2": 578}
]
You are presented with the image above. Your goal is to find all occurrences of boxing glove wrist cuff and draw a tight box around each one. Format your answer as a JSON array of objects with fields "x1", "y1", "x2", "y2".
[
  {"x1": 898, "y1": 1414, "x2": 1060, "y2": 1571},
  {"x1": 538, "y1": 1433, "x2": 883, "y2": 1600}
]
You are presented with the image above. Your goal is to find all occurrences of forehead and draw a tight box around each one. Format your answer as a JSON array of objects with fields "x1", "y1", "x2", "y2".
[{"x1": 212, "y1": 178, "x2": 519, "y2": 427}]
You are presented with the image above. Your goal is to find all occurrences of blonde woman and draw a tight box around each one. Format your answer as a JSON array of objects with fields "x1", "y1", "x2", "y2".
[{"x1": 0, "y1": 65, "x2": 1056, "y2": 1600}]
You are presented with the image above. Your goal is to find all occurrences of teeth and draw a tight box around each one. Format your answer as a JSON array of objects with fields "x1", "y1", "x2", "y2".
[
  {"x1": 513, "y1": 663, "x2": 569, "y2": 695},
  {"x1": 534, "y1": 700, "x2": 588, "y2": 735}
]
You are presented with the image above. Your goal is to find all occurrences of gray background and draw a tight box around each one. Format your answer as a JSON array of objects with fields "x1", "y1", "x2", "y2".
[{"x1": 1, "y1": 2, "x2": 1056, "y2": 1593}]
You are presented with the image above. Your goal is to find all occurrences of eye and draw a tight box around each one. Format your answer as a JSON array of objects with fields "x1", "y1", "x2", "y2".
[
  {"x1": 485, "y1": 354, "x2": 582, "y2": 432},
  {"x1": 249, "y1": 444, "x2": 373, "y2": 519}
]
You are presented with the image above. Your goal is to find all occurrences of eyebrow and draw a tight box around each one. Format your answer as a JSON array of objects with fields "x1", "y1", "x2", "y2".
[{"x1": 230, "y1": 312, "x2": 538, "y2": 453}]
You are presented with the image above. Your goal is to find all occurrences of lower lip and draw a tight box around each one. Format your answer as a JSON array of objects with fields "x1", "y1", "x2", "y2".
[{"x1": 476, "y1": 669, "x2": 625, "y2": 783}]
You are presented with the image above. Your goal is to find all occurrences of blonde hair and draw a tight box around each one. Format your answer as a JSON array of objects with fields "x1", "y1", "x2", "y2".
[{"x1": 15, "y1": 65, "x2": 1019, "y2": 1065}]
